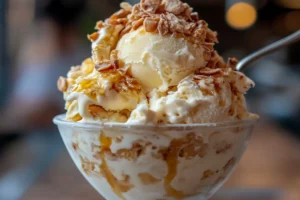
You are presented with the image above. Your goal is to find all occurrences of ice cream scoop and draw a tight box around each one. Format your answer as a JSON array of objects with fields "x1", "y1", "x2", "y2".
[{"x1": 117, "y1": 27, "x2": 208, "y2": 91}]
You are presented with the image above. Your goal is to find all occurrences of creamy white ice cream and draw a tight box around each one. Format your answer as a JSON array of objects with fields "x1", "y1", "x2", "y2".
[
  {"x1": 117, "y1": 27, "x2": 207, "y2": 91},
  {"x1": 139, "y1": 68, "x2": 254, "y2": 124}
]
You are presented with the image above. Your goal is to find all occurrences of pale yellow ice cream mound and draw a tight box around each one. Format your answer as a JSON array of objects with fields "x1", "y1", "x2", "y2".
[
  {"x1": 57, "y1": 0, "x2": 256, "y2": 123},
  {"x1": 117, "y1": 27, "x2": 208, "y2": 92}
]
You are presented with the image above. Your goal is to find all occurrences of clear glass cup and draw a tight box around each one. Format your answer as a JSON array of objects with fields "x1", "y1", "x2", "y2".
[{"x1": 53, "y1": 114, "x2": 257, "y2": 200}]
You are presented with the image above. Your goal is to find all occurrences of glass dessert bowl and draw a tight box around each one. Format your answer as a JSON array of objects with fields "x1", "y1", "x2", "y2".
[{"x1": 54, "y1": 114, "x2": 257, "y2": 200}]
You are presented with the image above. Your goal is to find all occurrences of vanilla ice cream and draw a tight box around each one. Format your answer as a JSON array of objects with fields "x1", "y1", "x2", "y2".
[
  {"x1": 117, "y1": 27, "x2": 208, "y2": 91},
  {"x1": 55, "y1": 0, "x2": 258, "y2": 199}
]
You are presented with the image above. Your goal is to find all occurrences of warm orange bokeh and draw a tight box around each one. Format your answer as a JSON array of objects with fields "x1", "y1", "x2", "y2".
[{"x1": 226, "y1": 2, "x2": 257, "y2": 29}]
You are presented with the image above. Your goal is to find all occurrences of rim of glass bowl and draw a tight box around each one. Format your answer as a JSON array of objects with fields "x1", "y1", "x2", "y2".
[{"x1": 53, "y1": 114, "x2": 258, "y2": 131}]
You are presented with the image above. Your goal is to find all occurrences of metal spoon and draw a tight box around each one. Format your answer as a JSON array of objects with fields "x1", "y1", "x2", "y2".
[{"x1": 236, "y1": 30, "x2": 300, "y2": 72}]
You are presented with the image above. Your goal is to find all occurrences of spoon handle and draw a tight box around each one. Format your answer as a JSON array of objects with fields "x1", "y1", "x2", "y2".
[{"x1": 236, "y1": 30, "x2": 300, "y2": 72}]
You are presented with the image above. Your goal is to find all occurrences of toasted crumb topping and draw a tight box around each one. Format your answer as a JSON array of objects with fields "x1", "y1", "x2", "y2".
[{"x1": 88, "y1": 0, "x2": 218, "y2": 47}]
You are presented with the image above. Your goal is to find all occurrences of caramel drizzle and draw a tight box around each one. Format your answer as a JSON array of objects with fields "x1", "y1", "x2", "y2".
[
  {"x1": 164, "y1": 139, "x2": 187, "y2": 199},
  {"x1": 99, "y1": 133, "x2": 132, "y2": 200}
]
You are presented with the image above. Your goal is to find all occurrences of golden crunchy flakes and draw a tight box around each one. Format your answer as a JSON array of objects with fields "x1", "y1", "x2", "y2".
[
  {"x1": 197, "y1": 68, "x2": 222, "y2": 76},
  {"x1": 87, "y1": 32, "x2": 99, "y2": 41},
  {"x1": 158, "y1": 15, "x2": 170, "y2": 35},
  {"x1": 57, "y1": 76, "x2": 68, "y2": 92},
  {"x1": 111, "y1": 9, "x2": 131, "y2": 20},
  {"x1": 107, "y1": 18, "x2": 128, "y2": 25},
  {"x1": 191, "y1": 12, "x2": 199, "y2": 21},
  {"x1": 120, "y1": 2, "x2": 133, "y2": 12},
  {"x1": 132, "y1": 18, "x2": 145, "y2": 30},
  {"x1": 89, "y1": 105, "x2": 106, "y2": 117},
  {"x1": 144, "y1": 17, "x2": 159, "y2": 32},
  {"x1": 110, "y1": 50, "x2": 119, "y2": 66},
  {"x1": 95, "y1": 60, "x2": 112, "y2": 72},
  {"x1": 95, "y1": 21, "x2": 104, "y2": 29},
  {"x1": 227, "y1": 57, "x2": 239, "y2": 70},
  {"x1": 140, "y1": 0, "x2": 161, "y2": 13},
  {"x1": 88, "y1": 0, "x2": 219, "y2": 48},
  {"x1": 163, "y1": 0, "x2": 185, "y2": 15},
  {"x1": 120, "y1": 24, "x2": 133, "y2": 36}
]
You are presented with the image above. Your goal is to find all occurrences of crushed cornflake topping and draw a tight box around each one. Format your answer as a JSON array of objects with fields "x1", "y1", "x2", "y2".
[
  {"x1": 88, "y1": 0, "x2": 218, "y2": 47},
  {"x1": 226, "y1": 57, "x2": 239, "y2": 70},
  {"x1": 87, "y1": 32, "x2": 99, "y2": 42},
  {"x1": 120, "y1": 2, "x2": 133, "y2": 11},
  {"x1": 203, "y1": 52, "x2": 240, "y2": 70},
  {"x1": 197, "y1": 68, "x2": 222, "y2": 76},
  {"x1": 57, "y1": 76, "x2": 68, "y2": 92},
  {"x1": 141, "y1": 0, "x2": 161, "y2": 13},
  {"x1": 95, "y1": 50, "x2": 120, "y2": 72}
]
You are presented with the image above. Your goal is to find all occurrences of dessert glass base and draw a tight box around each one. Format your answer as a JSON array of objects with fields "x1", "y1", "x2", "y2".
[{"x1": 53, "y1": 114, "x2": 257, "y2": 200}]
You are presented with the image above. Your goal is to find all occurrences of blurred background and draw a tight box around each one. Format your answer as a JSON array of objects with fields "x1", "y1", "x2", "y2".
[{"x1": 0, "y1": 0, "x2": 299, "y2": 199}]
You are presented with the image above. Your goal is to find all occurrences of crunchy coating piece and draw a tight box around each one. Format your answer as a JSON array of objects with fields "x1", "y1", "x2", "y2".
[
  {"x1": 191, "y1": 12, "x2": 199, "y2": 21},
  {"x1": 96, "y1": 60, "x2": 112, "y2": 72},
  {"x1": 206, "y1": 51, "x2": 226, "y2": 68},
  {"x1": 57, "y1": 76, "x2": 68, "y2": 92},
  {"x1": 197, "y1": 68, "x2": 222, "y2": 76},
  {"x1": 144, "y1": 17, "x2": 159, "y2": 32},
  {"x1": 132, "y1": 18, "x2": 145, "y2": 30},
  {"x1": 95, "y1": 49, "x2": 120, "y2": 72},
  {"x1": 163, "y1": 0, "x2": 185, "y2": 15},
  {"x1": 226, "y1": 57, "x2": 239, "y2": 69},
  {"x1": 120, "y1": 24, "x2": 132, "y2": 36},
  {"x1": 87, "y1": 32, "x2": 99, "y2": 41},
  {"x1": 166, "y1": 13, "x2": 186, "y2": 33},
  {"x1": 107, "y1": 18, "x2": 128, "y2": 25},
  {"x1": 158, "y1": 15, "x2": 169, "y2": 35},
  {"x1": 120, "y1": 2, "x2": 133, "y2": 11},
  {"x1": 95, "y1": 21, "x2": 104, "y2": 29},
  {"x1": 110, "y1": 50, "x2": 119, "y2": 65},
  {"x1": 140, "y1": 0, "x2": 161, "y2": 13},
  {"x1": 183, "y1": 5, "x2": 193, "y2": 21}
]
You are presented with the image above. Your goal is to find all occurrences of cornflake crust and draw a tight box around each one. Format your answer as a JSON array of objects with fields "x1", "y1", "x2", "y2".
[
  {"x1": 57, "y1": 76, "x2": 68, "y2": 92},
  {"x1": 88, "y1": 0, "x2": 218, "y2": 48}
]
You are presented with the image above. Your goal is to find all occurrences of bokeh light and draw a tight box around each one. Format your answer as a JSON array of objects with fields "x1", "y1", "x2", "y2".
[
  {"x1": 284, "y1": 11, "x2": 300, "y2": 32},
  {"x1": 276, "y1": 0, "x2": 300, "y2": 9},
  {"x1": 226, "y1": 2, "x2": 257, "y2": 30}
]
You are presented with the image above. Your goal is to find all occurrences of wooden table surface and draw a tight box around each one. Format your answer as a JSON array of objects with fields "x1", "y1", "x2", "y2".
[{"x1": 19, "y1": 121, "x2": 300, "y2": 200}]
